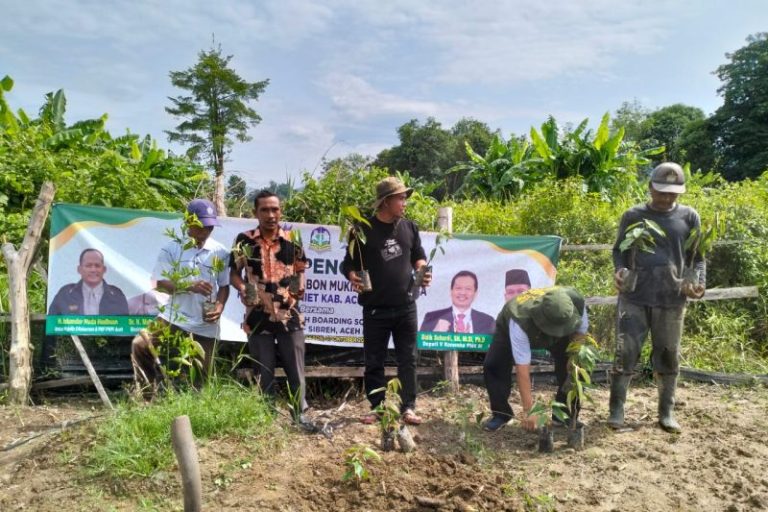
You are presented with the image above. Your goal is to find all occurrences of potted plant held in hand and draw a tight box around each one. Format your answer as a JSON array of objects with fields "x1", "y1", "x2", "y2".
[
  {"x1": 409, "y1": 231, "x2": 450, "y2": 301},
  {"x1": 202, "y1": 255, "x2": 226, "y2": 323},
  {"x1": 288, "y1": 228, "x2": 305, "y2": 296},
  {"x1": 682, "y1": 214, "x2": 722, "y2": 290},
  {"x1": 618, "y1": 219, "x2": 666, "y2": 293},
  {"x1": 339, "y1": 205, "x2": 373, "y2": 292},
  {"x1": 232, "y1": 242, "x2": 261, "y2": 307}
]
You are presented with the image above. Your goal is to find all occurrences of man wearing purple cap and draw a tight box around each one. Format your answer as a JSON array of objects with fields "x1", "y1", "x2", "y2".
[
  {"x1": 609, "y1": 162, "x2": 705, "y2": 433},
  {"x1": 132, "y1": 198, "x2": 230, "y2": 388}
]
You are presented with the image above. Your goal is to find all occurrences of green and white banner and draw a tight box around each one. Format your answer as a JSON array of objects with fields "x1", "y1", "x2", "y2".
[{"x1": 46, "y1": 203, "x2": 561, "y2": 350}]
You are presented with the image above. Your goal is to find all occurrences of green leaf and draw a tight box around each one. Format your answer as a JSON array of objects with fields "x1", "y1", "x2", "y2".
[
  {"x1": 0, "y1": 75, "x2": 13, "y2": 92},
  {"x1": 593, "y1": 112, "x2": 610, "y2": 150}
]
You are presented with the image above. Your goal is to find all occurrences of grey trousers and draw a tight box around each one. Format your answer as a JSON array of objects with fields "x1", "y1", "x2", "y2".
[
  {"x1": 614, "y1": 298, "x2": 685, "y2": 376},
  {"x1": 248, "y1": 329, "x2": 307, "y2": 412}
]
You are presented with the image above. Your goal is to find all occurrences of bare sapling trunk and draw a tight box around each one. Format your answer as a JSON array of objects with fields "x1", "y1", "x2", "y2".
[
  {"x1": 1, "y1": 181, "x2": 56, "y2": 404},
  {"x1": 437, "y1": 207, "x2": 459, "y2": 392}
]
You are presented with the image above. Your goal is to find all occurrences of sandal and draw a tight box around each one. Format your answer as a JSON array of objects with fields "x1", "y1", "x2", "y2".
[
  {"x1": 402, "y1": 409, "x2": 423, "y2": 426},
  {"x1": 360, "y1": 412, "x2": 381, "y2": 425}
]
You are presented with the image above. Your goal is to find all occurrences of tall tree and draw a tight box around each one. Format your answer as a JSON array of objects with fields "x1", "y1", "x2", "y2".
[
  {"x1": 676, "y1": 118, "x2": 719, "y2": 172},
  {"x1": 166, "y1": 44, "x2": 269, "y2": 214},
  {"x1": 448, "y1": 118, "x2": 496, "y2": 194},
  {"x1": 321, "y1": 153, "x2": 372, "y2": 175},
  {"x1": 374, "y1": 117, "x2": 456, "y2": 183},
  {"x1": 640, "y1": 104, "x2": 706, "y2": 164},
  {"x1": 612, "y1": 99, "x2": 650, "y2": 142},
  {"x1": 711, "y1": 33, "x2": 768, "y2": 180}
]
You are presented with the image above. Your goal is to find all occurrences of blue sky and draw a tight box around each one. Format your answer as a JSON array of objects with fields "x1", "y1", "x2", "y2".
[{"x1": 2, "y1": 1, "x2": 766, "y2": 189}]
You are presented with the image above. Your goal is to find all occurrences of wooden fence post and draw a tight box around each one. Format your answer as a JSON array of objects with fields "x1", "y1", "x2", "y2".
[
  {"x1": 1, "y1": 181, "x2": 55, "y2": 404},
  {"x1": 171, "y1": 415, "x2": 203, "y2": 512},
  {"x1": 436, "y1": 207, "x2": 460, "y2": 392}
]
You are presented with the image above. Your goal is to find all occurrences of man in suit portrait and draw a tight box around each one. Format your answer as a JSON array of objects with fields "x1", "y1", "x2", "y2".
[
  {"x1": 419, "y1": 270, "x2": 495, "y2": 334},
  {"x1": 48, "y1": 248, "x2": 129, "y2": 316}
]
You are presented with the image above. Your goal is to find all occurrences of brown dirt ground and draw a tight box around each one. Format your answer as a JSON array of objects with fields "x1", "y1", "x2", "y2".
[{"x1": 1, "y1": 380, "x2": 768, "y2": 512}]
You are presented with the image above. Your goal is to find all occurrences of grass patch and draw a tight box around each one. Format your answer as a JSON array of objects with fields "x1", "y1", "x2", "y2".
[{"x1": 85, "y1": 379, "x2": 276, "y2": 478}]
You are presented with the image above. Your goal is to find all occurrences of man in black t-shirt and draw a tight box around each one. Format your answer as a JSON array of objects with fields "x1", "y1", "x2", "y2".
[{"x1": 341, "y1": 177, "x2": 431, "y2": 425}]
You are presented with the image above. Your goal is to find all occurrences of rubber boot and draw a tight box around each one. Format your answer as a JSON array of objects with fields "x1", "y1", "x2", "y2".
[
  {"x1": 607, "y1": 374, "x2": 631, "y2": 429},
  {"x1": 658, "y1": 374, "x2": 682, "y2": 433}
]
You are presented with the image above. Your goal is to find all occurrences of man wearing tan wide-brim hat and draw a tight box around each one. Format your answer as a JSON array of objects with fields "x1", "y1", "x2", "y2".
[
  {"x1": 372, "y1": 176, "x2": 414, "y2": 210},
  {"x1": 341, "y1": 176, "x2": 431, "y2": 426}
]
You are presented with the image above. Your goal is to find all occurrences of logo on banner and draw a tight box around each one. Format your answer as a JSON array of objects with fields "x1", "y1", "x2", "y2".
[{"x1": 309, "y1": 227, "x2": 332, "y2": 252}]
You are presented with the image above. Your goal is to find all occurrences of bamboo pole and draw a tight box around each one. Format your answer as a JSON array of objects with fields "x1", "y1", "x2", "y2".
[
  {"x1": 70, "y1": 335, "x2": 113, "y2": 410},
  {"x1": 171, "y1": 415, "x2": 203, "y2": 512},
  {"x1": 436, "y1": 207, "x2": 460, "y2": 392}
]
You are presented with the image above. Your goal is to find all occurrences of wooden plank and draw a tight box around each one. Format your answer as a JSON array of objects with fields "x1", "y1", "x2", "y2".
[
  {"x1": 32, "y1": 376, "x2": 91, "y2": 390},
  {"x1": 586, "y1": 286, "x2": 759, "y2": 306},
  {"x1": 561, "y1": 240, "x2": 743, "y2": 253},
  {"x1": 274, "y1": 363, "x2": 614, "y2": 378},
  {"x1": 561, "y1": 244, "x2": 612, "y2": 252}
]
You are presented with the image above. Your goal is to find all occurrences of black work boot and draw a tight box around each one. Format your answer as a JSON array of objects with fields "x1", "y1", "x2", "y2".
[
  {"x1": 608, "y1": 373, "x2": 632, "y2": 429},
  {"x1": 657, "y1": 374, "x2": 682, "y2": 433}
]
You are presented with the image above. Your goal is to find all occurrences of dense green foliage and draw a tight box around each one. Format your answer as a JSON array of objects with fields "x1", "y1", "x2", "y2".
[
  {"x1": 85, "y1": 380, "x2": 277, "y2": 478},
  {"x1": 0, "y1": 76, "x2": 206, "y2": 249},
  {"x1": 712, "y1": 33, "x2": 768, "y2": 180}
]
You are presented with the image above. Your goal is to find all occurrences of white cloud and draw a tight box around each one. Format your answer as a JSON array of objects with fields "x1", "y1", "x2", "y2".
[
  {"x1": 321, "y1": 73, "x2": 440, "y2": 120},
  {"x1": 331, "y1": 0, "x2": 684, "y2": 84}
]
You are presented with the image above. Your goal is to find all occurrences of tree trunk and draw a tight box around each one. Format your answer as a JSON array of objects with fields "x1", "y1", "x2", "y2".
[
  {"x1": 1, "y1": 181, "x2": 56, "y2": 404},
  {"x1": 214, "y1": 159, "x2": 227, "y2": 217}
]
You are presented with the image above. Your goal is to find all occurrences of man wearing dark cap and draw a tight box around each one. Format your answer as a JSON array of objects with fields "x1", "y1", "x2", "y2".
[
  {"x1": 610, "y1": 162, "x2": 705, "y2": 433},
  {"x1": 503, "y1": 269, "x2": 532, "y2": 303},
  {"x1": 483, "y1": 286, "x2": 589, "y2": 432},
  {"x1": 132, "y1": 198, "x2": 230, "y2": 389},
  {"x1": 341, "y1": 176, "x2": 431, "y2": 426}
]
